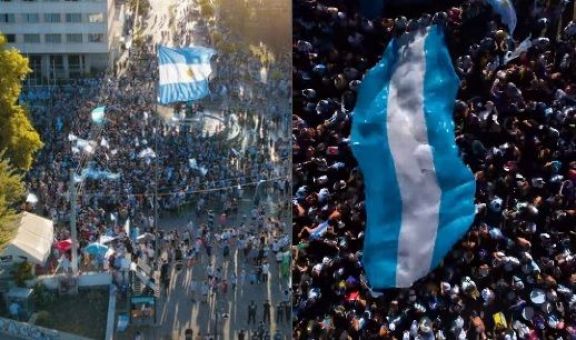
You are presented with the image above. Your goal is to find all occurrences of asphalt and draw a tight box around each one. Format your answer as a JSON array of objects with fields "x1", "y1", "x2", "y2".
[{"x1": 119, "y1": 194, "x2": 291, "y2": 340}]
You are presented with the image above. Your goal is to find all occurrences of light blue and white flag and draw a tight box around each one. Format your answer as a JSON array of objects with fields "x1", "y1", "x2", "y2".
[
  {"x1": 188, "y1": 158, "x2": 208, "y2": 176},
  {"x1": 486, "y1": 0, "x2": 517, "y2": 35},
  {"x1": 55, "y1": 116, "x2": 63, "y2": 132},
  {"x1": 350, "y1": 26, "x2": 476, "y2": 289},
  {"x1": 73, "y1": 168, "x2": 120, "y2": 183},
  {"x1": 123, "y1": 218, "x2": 130, "y2": 237},
  {"x1": 91, "y1": 106, "x2": 106, "y2": 124},
  {"x1": 503, "y1": 35, "x2": 532, "y2": 64},
  {"x1": 68, "y1": 133, "x2": 96, "y2": 154},
  {"x1": 80, "y1": 162, "x2": 121, "y2": 181},
  {"x1": 138, "y1": 147, "x2": 157, "y2": 159},
  {"x1": 157, "y1": 45, "x2": 216, "y2": 104},
  {"x1": 82, "y1": 168, "x2": 121, "y2": 181}
]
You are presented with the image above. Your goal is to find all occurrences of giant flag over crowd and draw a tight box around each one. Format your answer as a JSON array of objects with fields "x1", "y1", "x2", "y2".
[
  {"x1": 350, "y1": 26, "x2": 476, "y2": 289},
  {"x1": 157, "y1": 45, "x2": 216, "y2": 104}
]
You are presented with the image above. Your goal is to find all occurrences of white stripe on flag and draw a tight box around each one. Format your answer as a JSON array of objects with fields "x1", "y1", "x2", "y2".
[
  {"x1": 386, "y1": 30, "x2": 442, "y2": 287},
  {"x1": 159, "y1": 63, "x2": 212, "y2": 86}
]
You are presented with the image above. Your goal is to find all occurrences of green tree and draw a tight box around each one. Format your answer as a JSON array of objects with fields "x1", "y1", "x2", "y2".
[
  {"x1": 198, "y1": 0, "x2": 215, "y2": 18},
  {"x1": 128, "y1": 0, "x2": 150, "y2": 18},
  {"x1": 0, "y1": 152, "x2": 25, "y2": 251},
  {"x1": 0, "y1": 34, "x2": 43, "y2": 170}
]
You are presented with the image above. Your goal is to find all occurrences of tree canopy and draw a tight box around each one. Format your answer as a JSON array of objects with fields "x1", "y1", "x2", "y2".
[
  {"x1": 0, "y1": 152, "x2": 25, "y2": 251},
  {"x1": 0, "y1": 34, "x2": 43, "y2": 170},
  {"x1": 0, "y1": 33, "x2": 41, "y2": 250}
]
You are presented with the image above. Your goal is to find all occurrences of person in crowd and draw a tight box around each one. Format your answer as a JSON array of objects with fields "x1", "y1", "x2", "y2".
[
  {"x1": 263, "y1": 299, "x2": 272, "y2": 323},
  {"x1": 248, "y1": 300, "x2": 257, "y2": 326}
]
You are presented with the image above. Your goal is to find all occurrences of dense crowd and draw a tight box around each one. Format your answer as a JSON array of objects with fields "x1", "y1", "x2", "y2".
[
  {"x1": 22, "y1": 0, "x2": 290, "y2": 289},
  {"x1": 292, "y1": 0, "x2": 576, "y2": 339}
]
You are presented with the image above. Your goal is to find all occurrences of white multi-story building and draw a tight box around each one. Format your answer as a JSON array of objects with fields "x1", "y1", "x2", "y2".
[{"x1": 0, "y1": 0, "x2": 118, "y2": 84}]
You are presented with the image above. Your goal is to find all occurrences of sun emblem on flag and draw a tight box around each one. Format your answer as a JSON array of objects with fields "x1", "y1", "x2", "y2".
[{"x1": 187, "y1": 67, "x2": 197, "y2": 79}]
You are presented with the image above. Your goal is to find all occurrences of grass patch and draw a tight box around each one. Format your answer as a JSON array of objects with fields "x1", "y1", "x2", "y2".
[{"x1": 37, "y1": 289, "x2": 109, "y2": 339}]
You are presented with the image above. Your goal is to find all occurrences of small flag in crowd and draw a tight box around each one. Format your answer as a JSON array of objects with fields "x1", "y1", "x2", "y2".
[
  {"x1": 100, "y1": 138, "x2": 110, "y2": 149},
  {"x1": 91, "y1": 106, "x2": 106, "y2": 124},
  {"x1": 503, "y1": 35, "x2": 532, "y2": 64},
  {"x1": 123, "y1": 218, "x2": 130, "y2": 237},
  {"x1": 55, "y1": 116, "x2": 63, "y2": 133},
  {"x1": 138, "y1": 147, "x2": 157, "y2": 159},
  {"x1": 74, "y1": 163, "x2": 120, "y2": 182},
  {"x1": 157, "y1": 45, "x2": 216, "y2": 104},
  {"x1": 486, "y1": 0, "x2": 517, "y2": 35},
  {"x1": 26, "y1": 193, "x2": 39, "y2": 204},
  {"x1": 350, "y1": 26, "x2": 476, "y2": 289},
  {"x1": 82, "y1": 167, "x2": 121, "y2": 181},
  {"x1": 188, "y1": 158, "x2": 208, "y2": 176},
  {"x1": 68, "y1": 134, "x2": 96, "y2": 154}
]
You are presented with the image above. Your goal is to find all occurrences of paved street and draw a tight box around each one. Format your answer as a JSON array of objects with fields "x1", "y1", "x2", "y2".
[{"x1": 120, "y1": 193, "x2": 291, "y2": 340}]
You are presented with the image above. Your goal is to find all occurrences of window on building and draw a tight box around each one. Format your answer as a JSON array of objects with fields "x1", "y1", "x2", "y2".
[
  {"x1": 50, "y1": 55, "x2": 63, "y2": 67},
  {"x1": 66, "y1": 33, "x2": 83, "y2": 43},
  {"x1": 49, "y1": 55, "x2": 64, "y2": 78},
  {"x1": 0, "y1": 14, "x2": 16, "y2": 23},
  {"x1": 27, "y1": 55, "x2": 42, "y2": 84},
  {"x1": 22, "y1": 13, "x2": 40, "y2": 23},
  {"x1": 87, "y1": 33, "x2": 104, "y2": 43},
  {"x1": 29, "y1": 56, "x2": 41, "y2": 71},
  {"x1": 68, "y1": 55, "x2": 80, "y2": 67},
  {"x1": 65, "y1": 13, "x2": 82, "y2": 23},
  {"x1": 45, "y1": 34, "x2": 62, "y2": 43},
  {"x1": 23, "y1": 34, "x2": 41, "y2": 43},
  {"x1": 68, "y1": 54, "x2": 82, "y2": 77},
  {"x1": 44, "y1": 13, "x2": 61, "y2": 23},
  {"x1": 5, "y1": 34, "x2": 16, "y2": 43},
  {"x1": 87, "y1": 13, "x2": 104, "y2": 23}
]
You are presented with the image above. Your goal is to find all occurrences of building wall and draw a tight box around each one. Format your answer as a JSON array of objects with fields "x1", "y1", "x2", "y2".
[{"x1": 0, "y1": 0, "x2": 116, "y2": 82}]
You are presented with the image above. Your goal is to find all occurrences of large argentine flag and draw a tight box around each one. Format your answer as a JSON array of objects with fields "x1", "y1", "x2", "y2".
[
  {"x1": 157, "y1": 45, "x2": 216, "y2": 104},
  {"x1": 350, "y1": 26, "x2": 476, "y2": 289}
]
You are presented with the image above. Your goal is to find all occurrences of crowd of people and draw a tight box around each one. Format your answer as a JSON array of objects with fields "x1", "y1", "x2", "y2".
[
  {"x1": 21, "y1": 0, "x2": 290, "y2": 294},
  {"x1": 18, "y1": 0, "x2": 293, "y2": 338},
  {"x1": 293, "y1": 0, "x2": 576, "y2": 339},
  {"x1": 158, "y1": 209, "x2": 293, "y2": 339}
]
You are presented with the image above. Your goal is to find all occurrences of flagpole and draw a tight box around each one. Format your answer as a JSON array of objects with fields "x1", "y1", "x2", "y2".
[{"x1": 154, "y1": 116, "x2": 159, "y2": 253}]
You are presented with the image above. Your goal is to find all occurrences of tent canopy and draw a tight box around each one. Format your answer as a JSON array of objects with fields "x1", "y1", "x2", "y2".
[{"x1": 1, "y1": 212, "x2": 54, "y2": 265}]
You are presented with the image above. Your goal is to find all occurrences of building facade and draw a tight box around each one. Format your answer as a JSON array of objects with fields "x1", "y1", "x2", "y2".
[{"x1": 0, "y1": 0, "x2": 117, "y2": 84}]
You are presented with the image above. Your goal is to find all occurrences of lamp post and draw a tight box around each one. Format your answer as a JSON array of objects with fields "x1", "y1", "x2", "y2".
[{"x1": 154, "y1": 114, "x2": 160, "y2": 268}]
